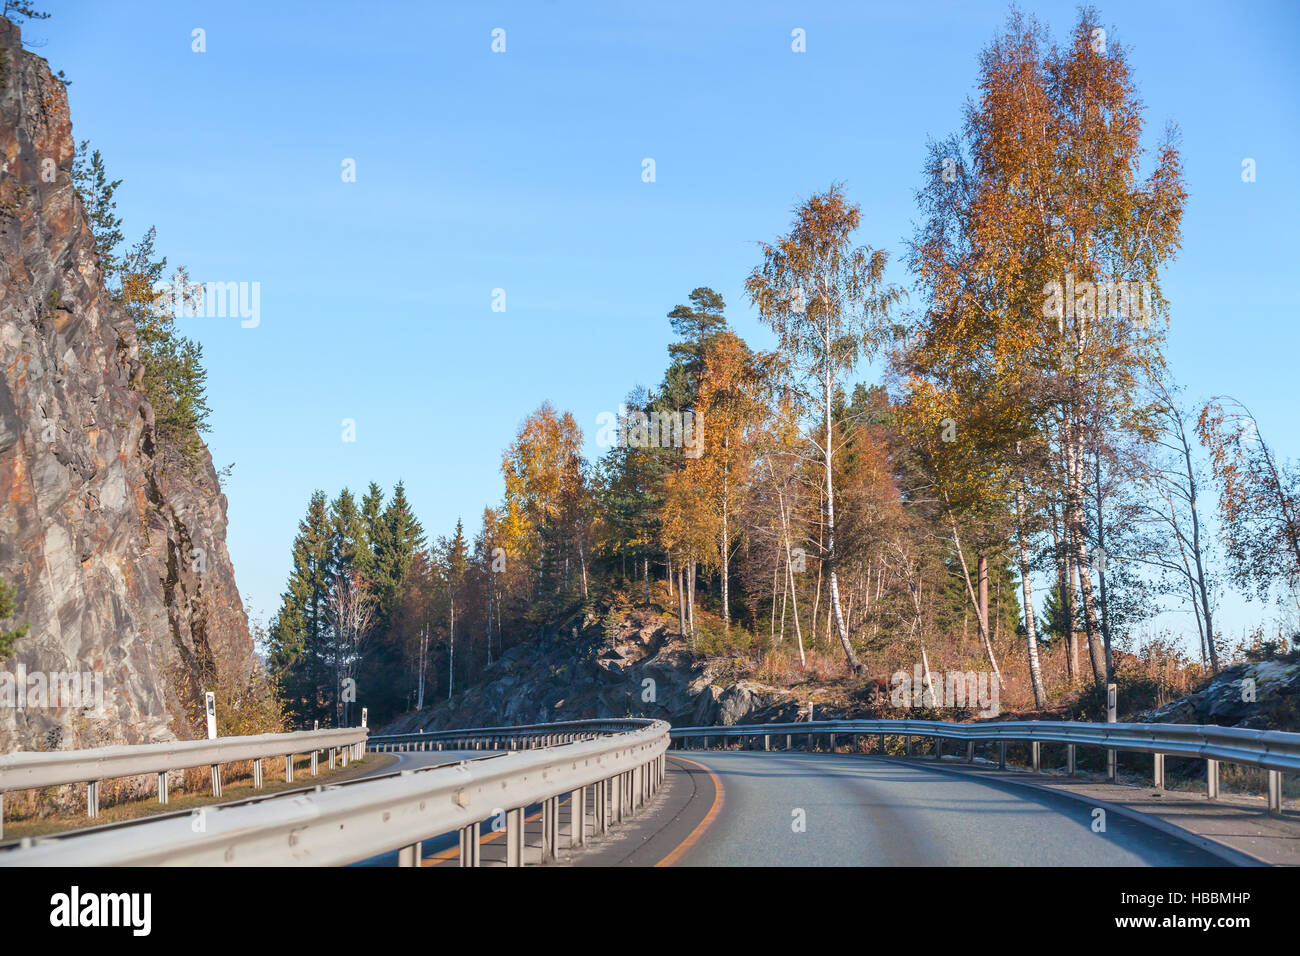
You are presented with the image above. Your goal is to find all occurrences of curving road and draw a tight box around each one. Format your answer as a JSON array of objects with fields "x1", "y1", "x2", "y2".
[
  {"x1": 345, "y1": 745, "x2": 1228, "y2": 866},
  {"x1": 652, "y1": 751, "x2": 1228, "y2": 867}
]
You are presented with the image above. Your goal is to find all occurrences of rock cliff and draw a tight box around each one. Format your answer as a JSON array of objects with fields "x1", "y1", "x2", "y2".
[
  {"x1": 381, "y1": 604, "x2": 809, "y2": 735},
  {"x1": 0, "y1": 17, "x2": 254, "y2": 750}
]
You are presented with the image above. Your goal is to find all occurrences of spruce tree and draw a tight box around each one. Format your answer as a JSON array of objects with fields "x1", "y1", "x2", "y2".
[
  {"x1": 441, "y1": 519, "x2": 468, "y2": 698},
  {"x1": 268, "y1": 490, "x2": 334, "y2": 725},
  {"x1": 330, "y1": 488, "x2": 371, "y2": 582},
  {"x1": 372, "y1": 481, "x2": 426, "y2": 625}
]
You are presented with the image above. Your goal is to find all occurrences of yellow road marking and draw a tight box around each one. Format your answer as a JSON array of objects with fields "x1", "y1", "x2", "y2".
[{"x1": 654, "y1": 754, "x2": 724, "y2": 867}]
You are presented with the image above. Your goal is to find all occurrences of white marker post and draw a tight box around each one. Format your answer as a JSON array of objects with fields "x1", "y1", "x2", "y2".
[
  {"x1": 1106, "y1": 683, "x2": 1117, "y2": 782},
  {"x1": 205, "y1": 691, "x2": 222, "y2": 797}
]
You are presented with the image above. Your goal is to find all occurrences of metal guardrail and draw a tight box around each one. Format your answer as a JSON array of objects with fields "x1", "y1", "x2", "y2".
[
  {"x1": 0, "y1": 727, "x2": 367, "y2": 837},
  {"x1": 366, "y1": 718, "x2": 661, "y2": 752},
  {"x1": 0, "y1": 718, "x2": 670, "y2": 866},
  {"x1": 669, "y1": 718, "x2": 1299, "y2": 814}
]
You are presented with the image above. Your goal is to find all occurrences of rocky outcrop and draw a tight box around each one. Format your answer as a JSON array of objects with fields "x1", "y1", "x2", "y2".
[
  {"x1": 0, "y1": 17, "x2": 254, "y2": 751},
  {"x1": 382, "y1": 606, "x2": 798, "y2": 734},
  {"x1": 1140, "y1": 659, "x2": 1300, "y2": 732}
]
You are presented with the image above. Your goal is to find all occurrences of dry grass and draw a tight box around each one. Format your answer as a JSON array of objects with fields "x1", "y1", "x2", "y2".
[{"x1": 1, "y1": 752, "x2": 395, "y2": 840}]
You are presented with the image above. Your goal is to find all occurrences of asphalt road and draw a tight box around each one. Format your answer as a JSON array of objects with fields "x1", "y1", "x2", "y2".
[
  {"x1": 656, "y1": 750, "x2": 1227, "y2": 866},
  {"x1": 346, "y1": 746, "x2": 1226, "y2": 866}
]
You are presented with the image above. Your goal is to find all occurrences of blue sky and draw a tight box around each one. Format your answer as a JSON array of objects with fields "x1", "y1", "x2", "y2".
[{"x1": 32, "y1": 1, "x2": 1300, "y2": 643}]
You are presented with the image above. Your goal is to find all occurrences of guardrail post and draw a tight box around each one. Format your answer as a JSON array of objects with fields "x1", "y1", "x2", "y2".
[
  {"x1": 763, "y1": 734, "x2": 770, "y2": 751},
  {"x1": 459, "y1": 823, "x2": 481, "y2": 867},
  {"x1": 506, "y1": 807, "x2": 524, "y2": 866},
  {"x1": 1153, "y1": 753, "x2": 1165, "y2": 790},
  {"x1": 398, "y1": 841, "x2": 423, "y2": 867},
  {"x1": 542, "y1": 797, "x2": 558, "y2": 860},
  {"x1": 880, "y1": 733, "x2": 886, "y2": 754},
  {"x1": 87, "y1": 780, "x2": 99, "y2": 819},
  {"x1": 614, "y1": 773, "x2": 624, "y2": 824},
  {"x1": 935, "y1": 737, "x2": 944, "y2": 760},
  {"x1": 1067, "y1": 744, "x2": 1076, "y2": 776},
  {"x1": 1206, "y1": 759, "x2": 1218, "y2": 799},
  {"x1": 966, "y1": 741, "x2": 974, "y2": 763},
  {"x1": 311, "y1": 751, "x2": 319, "y2": 777},
  {"x1": 596, "y1": 779, "x2": 609, "y2": 834},
  {"x1": 210, "y1": 764, "x2": 222, "y2": 797},
  {"x1": 157, "y1": 771, "x2": 169, "y2": 804},
  {"x1": 1107, "y1": 748, "x2": 1117, "y2": 782},
  {"x1": 285, "y1": 754, "x2": 295, "y2": 783},
  {"x1": 1031, "y1": 741, "x2": 1040, "y2": 773},
  {"x1": 571, "y1": 786, "x2": 586, "y2": 847},
  {"x1": 253, "y1": 758, "x2": 263, "y2": 789},
  {"x1": 786, "y1": 734, "x2": 792, "y2": 751},
  {"x1": 1268, "y1": 770, "x2": 1282, "y2": 816},
  {"x1": 998, "y1": 741, "x2": 1006, "y2": 769},
  {"x1": 905, "y1": 735, "x2": 912, "y2": 757},
  {"x1": 329, "y1": 748, "x2": 336, "y2": 770},
  {"x1": 341, "y1": 746, "x2": 349, "y2": 767},
  {"x1": 829, "y1": 732, "x2": 837, "y2": 752}
]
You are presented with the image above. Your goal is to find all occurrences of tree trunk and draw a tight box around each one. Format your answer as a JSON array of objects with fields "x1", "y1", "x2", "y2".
[
  {"x1": 1175, "y1": 405, "x2": 1219, "y2": 672},
  {"x1": 1065, "y1": 424, "x2": 1106, "y2": 690},
  {"x1": 824, "y1": 360, "x2": 859, "y2": 671},
  {"x1": 946, "y1": 499, "x2": 1003, "y2": 685},
  {"x1": 688, "y1": 561, "x2": 696, "y2": 638},
  {"x1": 1094, "y1": 448, "x2": 1113, "y2": 684},
  {"x1": 785, "y1": 535, "x2": 806, "y2": 667},
  {"x1": 1015, "y1": 485, "x2": 1047, "y2": 707},
  {"x1": 678, "y1": 564, "x2": 688, "y2": 642},
  {"x1": 770, "y1": 560, "x2": 779, "y2": 640},
  {"x1": 576, "y1": 527, "x2": 589, "y2": 599},
  {"x1": 721, "y1": 494, "x2": 730, "y2": 633},
  {"x1": 448, "y1": 600, "x2": 455, "y2": 701}
]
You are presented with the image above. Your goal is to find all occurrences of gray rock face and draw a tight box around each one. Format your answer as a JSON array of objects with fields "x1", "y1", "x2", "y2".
[
  {"x1": 1141, "y1": 659, "x2": 1300, "y2": 732},
  {"x1": 0, "y1": 18, "x2": 254, "y2": 751},
  {"x1": 381, "y1": 607, "x2": 796, "y2": 735}
]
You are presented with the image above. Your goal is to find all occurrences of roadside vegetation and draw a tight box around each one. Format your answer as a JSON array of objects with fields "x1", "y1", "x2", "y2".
[{"x1": 260, "y1": 8, "x2": 1299, "y2": 732}]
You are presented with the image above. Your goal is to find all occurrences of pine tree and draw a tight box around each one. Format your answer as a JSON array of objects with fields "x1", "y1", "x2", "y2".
[
  {"x1": 70, "y1": 146, "x2": 211, "y2": 465},
  {"x1": 3, "y1": 2, "x2": 50, "y2": 23},
  {"x1": 662, "y1": 287, "x2": 728, "y2": 410},
  {"x1": 71, "y1": 142, "x2": 123, "y2": 279}
]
